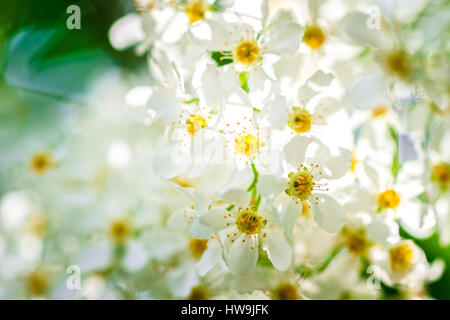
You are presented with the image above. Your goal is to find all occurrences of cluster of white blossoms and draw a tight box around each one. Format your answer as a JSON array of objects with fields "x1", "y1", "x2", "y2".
[{"x1": 0, "y1": 0, "x2": 448, "y2": 300}]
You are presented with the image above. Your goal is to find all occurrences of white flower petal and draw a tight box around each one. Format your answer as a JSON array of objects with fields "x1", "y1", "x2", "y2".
[
  {"x1": 348, "y1": 73, "x2": 386, "y2": 109},
  {"x1": 262, "y1": 229, "x2": 292, "y2": 270},
  {"x1": 152, "y1": 144, "x2": 189, "y2": 179},
  {"x1": 228, "y1": 234, "x2": 258, "y2": 275},
  {"x1": 283, "y1": 135, "x2": 313, "y2": 167},
  {"x1": 196, "y1": 208, "x2": 230, "y2": 234},
  {"x1": 311, "y1": 194, "x2": 345, "y2": 233},
  {"x1": 147, "y1": 87, "x2": 182, "y2": 123},
  {"x1": 108, "y1": 13, "x2": 145, "y2": 51},
  {"x1": 264, "y1": 21, "x2": 303, "y2": 55},
  {"x1": 267, "y1": 94, "x2": 288, "y2": 130}
]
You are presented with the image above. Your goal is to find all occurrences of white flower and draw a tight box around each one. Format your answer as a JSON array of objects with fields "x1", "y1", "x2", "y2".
[{"x1": 191, "y1": 202, "x2": 292, "y2": 275}]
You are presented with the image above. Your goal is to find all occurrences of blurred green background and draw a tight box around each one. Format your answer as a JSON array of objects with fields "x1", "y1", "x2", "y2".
[{"x1": 0, "y1": 0, "x2": 448, "y2": 299}]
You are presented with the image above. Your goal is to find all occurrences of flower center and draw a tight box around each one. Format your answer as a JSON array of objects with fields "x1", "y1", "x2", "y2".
[
  {"x1": 303, "y1": 25, "x2": 326, "y2": 50},
  {"x1": 109, "y1": 219, "x2": 132, "y2": 244},
  {"x1": 186, "y1": 114, "x2": 207, "y2": 136},
  {"x1": 233, "y1": 40, "x2": 260, "y2": 66},
  {"x1": 371, "y1": 105, "x2": 389, "y2": 118},
  {"x1": 390, "y1": 243, "x2": 413, "y2": 272},
  {"x1": 286, "y1": 168, "x2": 315, "y2": 201},
  {"x1": 343, "y1": 228, "x2": 369, "y2": 255},
  {"x1": 30, "y1": 152, "x2": 53, "y2": 176},
  {"x1": 235, "y1": 133, "x2": 260, "y2": 158},
  {"x1": 377, "y1": 189, "x2": 400, "y2": 210},
  {"x1": 385, "y1": 50, "x2": 410, "y2": 78},
  {"x1": 185, "y1": 1, "x2": 206, "y2": 24},
  {"x1": 432, "y1": 163, "x2": 450, "y2": 190},
  {"x1": 271, "y1": 282, "x2": 299, "y2": 300},
  {"x1": 235, "y1": 209, "x2": 264, "y2": 235},
  {"x1": 188, "y1": 237, "x2": 208, "y2": 260},
  {"x1": 187, "y1": 285, "x2": 210, "y2": 300},
  {"x1": 26, "y1": 269, "x2": 50, "y2": 296},
  {"x1": 27, "y1": 214, "x2": 47, "y2": 237},
  {"x1": 288, "y1": 108, "x2": 312, "y2": 133}
]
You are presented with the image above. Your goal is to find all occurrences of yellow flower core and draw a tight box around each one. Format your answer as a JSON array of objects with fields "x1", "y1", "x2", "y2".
[
  {"x1": 233, "y1": 40, "x2": 260, "y2": 66},
  {"x1": 187, "y1": 285, "x2": 210, "y2": 300},
  {"x1": 109, "y1": 219, "x2": 132, "y2": 244},
  {"x1": 27, "y1": 214, "x2": 47, "y2": 237},
  {"x1": 343, "y1": 229, "x2": 369, "y2": 255},
  {"x1": 377, "y1": 189, "x2": 400, "y2": 210},
  {"x1": 271, "y1": 282, "x2": 299, "y2": 300},
  {"x1": 188, "y1": 237, "x2": 208, "y2": 260},
  {"x1": 186, "y1": 114, "x2": 207, "y2": 137},
  {"x1": 185, "y1": 1, "x2": 206, "y2": 24},
  {"x1": 385, "y1": 50, "x2": 410, "y2": 78},
  {"x1": 432, "y1": 163, "x2": 450, "y2": 190},
  {"x1": 303, "y1": 25, "x2": 326, "y2": 50},
  {"x1": 286, "y1": 168, "x2": 314, "y2": 201},
  {"x1": 288, "y1": 108, "x2": 312, "y2": 133},
  {"x1": 235, "y1": 133, "x2": 260, "y2": 158},
  {"x1": 235, "y1": 208, "x2": 265, "y2": 235},
  {"x1": 30, "y1": 152, "x2": 53, "y2": 176},
  {"x1": 26, "y1": 269, "x2": 50, "y2": 296},
  {"x1": 390, "y1": 243, "x2": 414, "y2": 272},
  {"x1": 371, "y1": 105, "x2": 389, "y2": 118}
]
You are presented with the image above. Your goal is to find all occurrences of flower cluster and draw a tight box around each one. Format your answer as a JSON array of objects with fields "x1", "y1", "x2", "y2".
[{"x1": 0, "y1": 0, "x2": 448, "y2": 300}]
